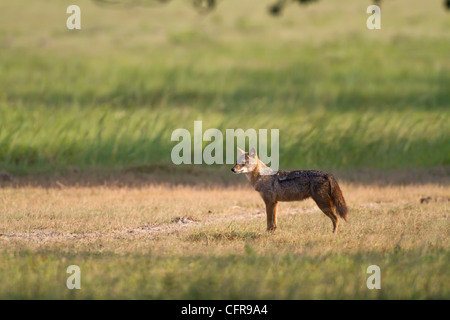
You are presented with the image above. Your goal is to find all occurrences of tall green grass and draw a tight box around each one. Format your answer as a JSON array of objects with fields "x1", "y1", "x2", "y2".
[
  {"x1": 1, "y1": 41, "x2": 448, "y2": 174},
  {"x1": 0, "y1": 1, "x2": 449, "y2": 174},
  {"x1": 1, "y1": 249, "x2": 448, "y2": 299}
]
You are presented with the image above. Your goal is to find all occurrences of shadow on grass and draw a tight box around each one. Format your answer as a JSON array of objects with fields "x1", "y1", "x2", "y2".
[
  {"x1": 1, "y1": 164, "x2": 449, "y2": 188},
  {"x1": 5, "y1": 75, "x2": 450, "y2": 112}
]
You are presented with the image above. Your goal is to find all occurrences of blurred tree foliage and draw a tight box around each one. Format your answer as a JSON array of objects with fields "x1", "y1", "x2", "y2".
[{"x1": 92, "y1": 0, "x2": 449, "y2": 15}]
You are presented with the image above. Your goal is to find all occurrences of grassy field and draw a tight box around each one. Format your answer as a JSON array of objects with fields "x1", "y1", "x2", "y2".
[
  {"x1": 0, "y1": 0, "x2": 449, "y2": 299},
  {"x1": 0, "y1": 0, "x2": 449, "y2": 173},
  {"x1": 0, "y1": 182, "x2": 449, "y2": 299}
]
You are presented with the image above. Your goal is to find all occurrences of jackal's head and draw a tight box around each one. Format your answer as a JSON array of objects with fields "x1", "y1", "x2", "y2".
[{"x1": 231, "y1": 147, "x2": 258, "y2": 174}]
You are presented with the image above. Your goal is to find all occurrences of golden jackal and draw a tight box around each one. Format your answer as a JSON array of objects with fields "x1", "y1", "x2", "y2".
[{"x1": 231, "y1": 148, "x2": 348, "y2": 233}]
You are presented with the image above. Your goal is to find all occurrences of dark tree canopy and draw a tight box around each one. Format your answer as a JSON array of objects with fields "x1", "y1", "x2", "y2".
[{"x1": 91, "y1": 0, "x2": 449, "y2": 14}]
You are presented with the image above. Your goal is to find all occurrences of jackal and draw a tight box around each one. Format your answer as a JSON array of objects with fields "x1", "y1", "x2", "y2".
[{"x1": 231, "y1": 148, "x2": 348, "y2": 233}]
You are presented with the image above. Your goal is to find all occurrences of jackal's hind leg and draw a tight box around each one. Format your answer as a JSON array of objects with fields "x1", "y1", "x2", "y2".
[{"x1": 312, "y1": 195, "x2": 339, "y2": 233}]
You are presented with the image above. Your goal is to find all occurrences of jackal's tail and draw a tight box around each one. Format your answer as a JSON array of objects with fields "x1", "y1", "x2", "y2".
[{"x1": 327, "y1": 175, "x2": 348, "y2": 221}]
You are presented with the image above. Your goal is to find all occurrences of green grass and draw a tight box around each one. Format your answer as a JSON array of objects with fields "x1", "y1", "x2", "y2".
[
  {"x1": 1, "y1": 249, "x2": 448, "y2": 299},
  {"x1": 0, "y1": 0, "x2": 449, "y2": 174}
]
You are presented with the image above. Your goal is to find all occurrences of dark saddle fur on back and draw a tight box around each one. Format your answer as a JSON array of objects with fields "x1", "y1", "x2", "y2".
[{"x1": 276, "y1": 170, "x2": 328, "y2": 182}]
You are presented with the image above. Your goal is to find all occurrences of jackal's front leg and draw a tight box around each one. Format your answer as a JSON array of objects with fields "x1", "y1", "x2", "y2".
[{"x1": 264, "y1": 201, "x2": 278, "y2": 232}]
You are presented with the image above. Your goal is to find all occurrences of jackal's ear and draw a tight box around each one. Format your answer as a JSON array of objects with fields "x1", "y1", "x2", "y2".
[
  {"x1": 237, "y1": 147, "x2": 245, "y2": 155},
  {"x1": 249, "y1": 147, "x2": 257, "y2": 158}
]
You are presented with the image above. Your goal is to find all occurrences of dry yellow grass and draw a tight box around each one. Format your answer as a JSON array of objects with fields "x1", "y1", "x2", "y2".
[
  {"x1": 0, "y1": 173, "x2": 448, "y2": 299},
  {"x1": 1, "y1": 176, "x2": 448, "y2": 256}
]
